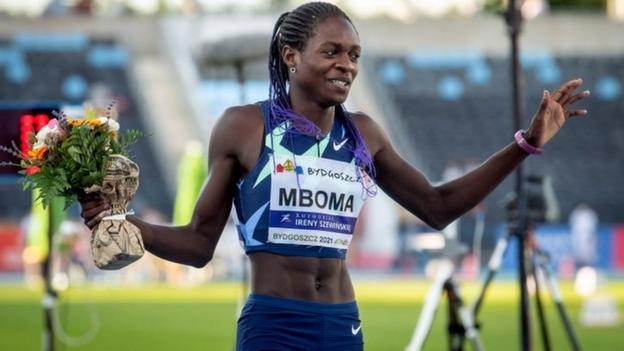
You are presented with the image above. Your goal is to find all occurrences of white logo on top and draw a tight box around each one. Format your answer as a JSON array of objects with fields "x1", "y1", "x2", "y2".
[
  {"x1": 333, "y1": 138, "x2": 348, "y2": 151},
  {"x1": 351, "y1": 324, "x2": 362, "y2": 335}
]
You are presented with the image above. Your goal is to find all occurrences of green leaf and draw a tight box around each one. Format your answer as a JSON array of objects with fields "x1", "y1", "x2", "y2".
[{"x1": 14, "y1": 112, "x2": 144, "y2": 208}]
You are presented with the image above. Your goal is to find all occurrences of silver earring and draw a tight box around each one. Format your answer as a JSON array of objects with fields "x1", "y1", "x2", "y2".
[{"x1": 289, "y1": 67, "x2": 297, "y2": 74}]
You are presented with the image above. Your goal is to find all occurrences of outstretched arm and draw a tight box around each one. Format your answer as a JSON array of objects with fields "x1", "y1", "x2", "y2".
[
  {"x1": 359, "y1": 78, "x2": 589, "y2": 230},
  {"x1": 125, "y1": 136, "x2": 239, "y2": 267},
  {"x1": 80, "y1": 107, "x2": 254, "y2": 267}
]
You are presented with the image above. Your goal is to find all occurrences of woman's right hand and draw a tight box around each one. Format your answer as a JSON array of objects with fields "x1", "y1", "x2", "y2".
[{"x1": 78, "y1": 193, "x2": 111, "y2": 230}]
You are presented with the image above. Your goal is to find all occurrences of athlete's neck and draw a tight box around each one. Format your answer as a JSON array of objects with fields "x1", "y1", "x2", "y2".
[{"x1": 289, "y1": 94, "x2": 335, "y2": 136}]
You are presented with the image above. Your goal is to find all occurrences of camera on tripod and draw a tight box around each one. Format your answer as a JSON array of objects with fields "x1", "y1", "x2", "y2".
[{"x1": 503, "y1": 175, "x2": 560, "y2": 229}]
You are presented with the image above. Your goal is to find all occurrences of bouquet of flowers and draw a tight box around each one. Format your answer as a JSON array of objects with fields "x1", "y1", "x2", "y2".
[{"x1": 0, "y1": 102, "x2": 145, "y2": 270}]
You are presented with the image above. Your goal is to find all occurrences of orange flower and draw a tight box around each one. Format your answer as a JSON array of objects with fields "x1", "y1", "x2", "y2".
[
  {"x1": 67, "y1": 118, "x2": 85, "y2": 127},
  {"x1": 26, "y1": 166, "x2": 41, "y2": 176},
  {"x1": 27, "y1": 146, "x2": 48, "y2": 160},
  {"x1": 87, "y1": 119, "x2": 105, "y2": 128}
]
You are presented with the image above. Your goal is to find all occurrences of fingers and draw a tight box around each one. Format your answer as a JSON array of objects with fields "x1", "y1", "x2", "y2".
[
  {"x1": 80, "y1": 197, "x2": 103, "y2": 209},
  {"x1": 79, "y1": 197, "x2": 110, "y2": 229},
  {"x1": 81, "y1": 202, "x2": 110, "y2": 219},
  {"x1": 537, "y1": 90, "x2": 550, "y2": 114},
  {"x1": 561, "y1": 90, "x2": 590, "y2": 107},
  {"x1": 567, "y1": 108, "x2": 588, "y2": 117},
  {"x1": 78, "y1": 195, "x2": 105, "y2": 213},
  {"x1": 78, "y1": 192, "x2": 102, "y2": 202},
  {"x1": 551, "y1": 78, "x2": 583, "y2": 102},
  {"x1": 80, "y1": 200, "x2": 108, "y2": 218},
  {"x1": 86, "y1": 210, "x2": 109, "y2": 230}
]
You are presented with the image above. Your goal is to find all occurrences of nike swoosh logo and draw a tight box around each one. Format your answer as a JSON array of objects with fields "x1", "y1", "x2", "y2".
[
  {"x1": 351, "y1": 324, "x2": 362, "y2": 335},
  {"x1": 333, "y1": 138, "x2": 348, "y2": 151}
]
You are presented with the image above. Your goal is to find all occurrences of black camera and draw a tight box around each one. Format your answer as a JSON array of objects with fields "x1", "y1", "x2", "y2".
[{"x1": 503, "y1": 175, "x2": 558, "y2": 225}]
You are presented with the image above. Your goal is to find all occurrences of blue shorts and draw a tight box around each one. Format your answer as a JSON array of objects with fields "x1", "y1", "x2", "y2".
[{"x1": 236, "y1": 294, "x2": 364, "y2": 351}]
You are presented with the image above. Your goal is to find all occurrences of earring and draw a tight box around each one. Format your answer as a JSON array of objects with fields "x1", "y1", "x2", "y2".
[{"x1": 289, "y1": 67, "x2": 297, "y2": 74}]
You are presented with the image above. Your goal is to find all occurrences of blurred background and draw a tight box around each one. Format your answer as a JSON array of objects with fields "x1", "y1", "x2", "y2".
[{"x1": 0, "y1": 0, "x2": 623, "y2": 350}]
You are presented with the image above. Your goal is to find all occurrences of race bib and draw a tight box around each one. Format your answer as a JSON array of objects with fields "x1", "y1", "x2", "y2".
[{"x1": 268, "y1": 154, "x2": 365, "y2": 250}]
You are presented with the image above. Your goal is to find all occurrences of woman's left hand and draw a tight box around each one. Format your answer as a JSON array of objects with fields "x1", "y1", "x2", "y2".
[{"x1": 524, "y1": 78, "x2": 590, "y2": 148}]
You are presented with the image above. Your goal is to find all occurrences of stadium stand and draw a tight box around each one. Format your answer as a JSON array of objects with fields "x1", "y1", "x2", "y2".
[
  {"x1": 0, "y1": 33, "x2": 172, "y2": 218},
  {"x1": 372, "y1": 54, "x2": 624, "y2": 228}
]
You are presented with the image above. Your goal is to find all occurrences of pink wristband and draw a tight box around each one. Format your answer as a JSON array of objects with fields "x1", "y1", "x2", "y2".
[{"x1": 514, "y1": 130, "x2": 542, "y2": 155}]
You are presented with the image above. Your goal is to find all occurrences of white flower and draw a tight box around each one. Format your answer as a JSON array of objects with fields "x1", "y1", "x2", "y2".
[
  {"x1": 96, "y1": 117, "x2": 120, "y2": 132},
  {"x1": 32, "y1": 139, "x2": 45, "y2": 150},
  {"x1": 35, "y1": 119, "x2": 66, "y2": 147},
  {"x1": 35, "y1": 125, "x2": 52, "y2": 143}
]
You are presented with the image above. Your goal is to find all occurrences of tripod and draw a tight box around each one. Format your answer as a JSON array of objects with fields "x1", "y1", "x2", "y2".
[
  {"x1": 472, "y1": 222, "x2": 582, "y2": 351},
  {"x1": 405, "y1": 240, "x2": 484, "y2": 351}
]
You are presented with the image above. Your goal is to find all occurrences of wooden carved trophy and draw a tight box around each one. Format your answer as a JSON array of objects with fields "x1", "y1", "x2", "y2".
[{"x1": 90, "y1": 155, "x2": 144, "y2": 270}]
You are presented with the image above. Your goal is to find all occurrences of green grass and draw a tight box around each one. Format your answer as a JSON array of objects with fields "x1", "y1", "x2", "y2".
[{"x1": 1, "y1": 280, "x2": 623, "y2": 350}]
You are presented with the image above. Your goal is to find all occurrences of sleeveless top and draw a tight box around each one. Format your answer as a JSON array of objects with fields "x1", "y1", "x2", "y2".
[{"x1": 232, "y1": 100, "x2": 371, "y2": 259}]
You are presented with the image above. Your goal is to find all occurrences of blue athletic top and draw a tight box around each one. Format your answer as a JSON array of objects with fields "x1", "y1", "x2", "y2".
[{"x1": 232, "y1": 100, "x2": 369, "y2": 259}]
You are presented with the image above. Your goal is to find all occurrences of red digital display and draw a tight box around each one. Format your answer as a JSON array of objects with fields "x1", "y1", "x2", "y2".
[
  {"x1": 18, "y1": 113, "x2": 50, "y2": 155},
  {"x1": 0, "y1": 105, "x2": 57, "y2": 176}
]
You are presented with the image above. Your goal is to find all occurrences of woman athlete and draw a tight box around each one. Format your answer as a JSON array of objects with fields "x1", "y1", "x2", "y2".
[{"x1": 79, "y1": 2, "x2": 590, "y2": 350}]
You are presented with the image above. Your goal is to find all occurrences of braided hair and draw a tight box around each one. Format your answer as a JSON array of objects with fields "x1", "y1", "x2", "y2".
[{"x1": 268, "y1": 2, "x2": 376, "y2": 194}]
